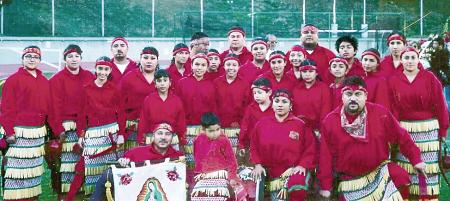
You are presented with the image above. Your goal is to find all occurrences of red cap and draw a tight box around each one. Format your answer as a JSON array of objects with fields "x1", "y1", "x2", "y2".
[
  {"x1": 22, "y1": 47, "x2": 41, "y2": 58},
  {"x1": 152, "y1": 123, "x2": 174, "y2": 133},
  {"x1": 329, "y1": 57, "x2": 349, "y2": 68}
]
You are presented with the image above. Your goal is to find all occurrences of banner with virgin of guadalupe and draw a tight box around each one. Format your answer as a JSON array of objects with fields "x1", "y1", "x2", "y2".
[{"x1": 112, "y1": 159, "x2": 186, "y2": 201}]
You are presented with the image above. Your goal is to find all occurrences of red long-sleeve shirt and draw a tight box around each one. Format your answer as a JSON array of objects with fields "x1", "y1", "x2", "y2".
[
  {"x1": 1, "y1": 67, "x2": 51, "y2": 137},
  {"x1": 388, "y1": 69, "x2": 449, "y2": 137},
  {"x1": 213, "y1": 75, "x2": 250, "y2": 127},
  {"x1": 193, "y1": 134, "x2": 238, "y2": 179},
  {"x1": 176, "y1": 76, "x2": 216, "y2": 125},
  {"x1": 330, "y1": 83, "x2": 343, "y2": 110},
  {"x1": 110, "y1": 58, "x2": 138, "y2": 84},
  {"x1": 250, "y1": 114, "x2": 316, "y2": 178},
  {"x1": 238, "y1": 102, "x2": 274, "y2": 149},
  {"x1": 119, "y1": 69, "x2": 156, "y2": 134},
  {"x1": 379, "y1": 55, "x2": 404, "y2": 78},
  {"x1": 166, "y1": 62, "x2": 192, "y2": 88},
  {"x1": 346, "y1": 58, "x2": 365, "y2": 77},
  {"x1": 318, "y1": 103, "x2": 422, "y2": 190},
  {"x1": 49, "y1": 67, "x2": 94, "y2": 136},
  {"x1": 304, "y1": 45, "x2": 336, "y2": 85},
  {"x1": 220, "y1": 47, "x2": 253, "y2": 66},
  {"x1": 204, "y1": 70, "x2": 224, "y2": 81},
  {"x1": 239, "y1": 60, "x2": 270, "y2": 84},
  {"x1": 363, "y1": 72, "x2": 391, "y2": 110},
  {"x1": 123, "y1": 143, "x2": 184, "y2": 163},
  {"x1": 77, "y1": 80, "x2": 124, "y2": 136},
  {"x1": 137, "y1": 92, "x2": 186, "y2": 145},
  {"x1": 258, "y1": 71, "x2": 297, "y2": 93},
  {"x1": 292, "y1": 81, "x2": 332, "y2": 130}
]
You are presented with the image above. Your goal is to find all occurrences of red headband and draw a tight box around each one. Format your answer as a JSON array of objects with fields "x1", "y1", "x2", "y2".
[
  {"x1": 290, "y1": 46, "x2": 307, "y2": 56},
  {"x1": 111, "y1": 37, "x2": 128, "y2": 47},
  {"x1": 63, "y1": 48, "x2": 80, "y2": 57},
  {"x1": 207, "y1": 52, "x2": 220, "y2": 58},
  {"x1": 299, "y1": 65, "x2": 317, "y2": 71},
  {"x1": 273, "y1": 91, "x2": 292, "y2": 102},
  {"x1": 141, "y1": 49, "x2": 158, "y2": 56},
  {"x1": 172, "y1": 47, "x2": 189, "y2": 56},
  {"x1": 301, "y1": 25, "x2": 318, "y2": 34},
  {"x1": 387, "y1": 34, "x2": 405, "y2": 44},
  {"x1": 361, "y1": 51, "x2": 381, "y2": 63},
  {"x1": 269, "y1": 54, "x2": 285, "y2": 63},
  {"x1": 223, "y1": 56, "x2": 240, "y2": 65},
  {"x1": 227, "y1": 29, "x2": 246, "y2": 37},
  {"x1": 400, "y1": 47, "x2": 419, "y2": 58},
  {"x1": 152, "y1": 123, "x2": 173, "y2": 133},
  {"x1": 95, "y1": 61, "x2": 114, "y2": 68},
  {"x1": 341, "y1": 85, "x2": 368, "y2": 94},
  {"x1": 329, "y1": 58, "x2": 349, "y2": 67},
  {"x1": 192, "y1": 54, "x2": 210, "y2": 66},
  {"x1": 251, "y1": 85, "x2": 271, "y2": 92},
  {"x1": 251, "y1": 40, "x2": 268, "y2": 49},
  {"x1": 23, "y1": 47, "x2": 41, "y2": 57}
]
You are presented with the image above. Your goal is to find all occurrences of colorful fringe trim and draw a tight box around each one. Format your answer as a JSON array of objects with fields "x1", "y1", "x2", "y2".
[
  {"x1": 397, "y1": 119, "x2": 440, "y2": 197},
  {"x1": 60, "y1": 130, "x2": 80, "y2": 193},
  {"x1": 191, "y1": 178, "x2": 230, "y2": 198},
  {"x1": 3, "y1": 184, "x2": 41, "y2": 200},
  {"x1": 338, "y1": 162, "x2": 403, "y2": 201},
  {"x1": 62, "y1": 120, "x2": 77, "y2": 131},
  {"x1": 124, "y1": 120, "x2": 139, "y2": 150},
  {"x1": 85, "y1": 122, "x2": 119, "y2": 138},
  {"x1": 14, "y1": 125, "x2": 47, "y2": 139}
]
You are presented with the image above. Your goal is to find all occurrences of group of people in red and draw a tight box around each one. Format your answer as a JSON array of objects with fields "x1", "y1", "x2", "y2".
[{"x1": 0, "y1": 23, "x2": 448, "y2": 201}]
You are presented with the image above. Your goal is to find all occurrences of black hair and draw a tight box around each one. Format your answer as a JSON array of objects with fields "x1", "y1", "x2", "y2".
[
  {"x1": 200, "y1": 112, "x2": 220, "y2": 128},
  {"x1": 300, "y1": 59, "x2": 317, "y2": 67},
  {"x1": 342, "y1": 76, "x2": 367, "y2": 88},
  {"x1": 154, "y1": 69, "x2": 170, "y2": 80},
  {"x1": 270, "y1": 50, "x2": 285, "y2": 57},
  {"x1": 273, "y1": 88, "x2": 292, "y2": 99},
  {"x1": 387, "y1": 31, "x2": 406, "y2": 44},
  {"x1": 336, "y1": 35, "x2": 358, "y2": 52},
  {"x1": 142, "y1": 46, "x2": 159, "y2": 58},
  {"x1": 63, "y1": 44, "x2": 82, "y2": 60},
  {"x1": 208, "y1": 49, "x2": 220, "y2": 54},
  {"x1": 171, "y1": 43, "x2": 189, "y2": 64},
  {"x1": 252, "y1": 77, "x2": 272, "y2": 89},
  {"x1": 362, "y1": 48, "x2": 380, "y2": 58},
  {"x1": 191, "y1": 32, "x2": 209, "y2": 41},
  {"x1": 22, "y1": 45, "x2": 41, "y2": 59}
]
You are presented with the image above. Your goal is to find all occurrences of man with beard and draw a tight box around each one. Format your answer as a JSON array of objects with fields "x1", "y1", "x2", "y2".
[
  {"x1": 109, "y1": 37, "x2": 138, "y2": 84},
  {"x1": 318, "y1": 76, "x2": 425, "y2": 201},
  {"x1": 89, "y1": 123, "x2": 184, "y2": 201},
  {"x1": 379, "y1": 32, "x2": 407, "y2": 78},
  {"x1": 300, "y1": 24, "x2": 335, "y2": 85},
  {"x1": 190, "y1": 32, "x2": 210, "y2": 56},
  {"x1": 220, "y1": 26, "x2": 253, "y2": 65},
  {"x1": 49, "y1": 44, "x2": 94, "y2": 199}
]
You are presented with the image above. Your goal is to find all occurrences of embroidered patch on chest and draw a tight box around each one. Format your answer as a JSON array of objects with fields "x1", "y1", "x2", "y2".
[{"x1": 289, "y1": 131, "x2": 300, "y2": 140}]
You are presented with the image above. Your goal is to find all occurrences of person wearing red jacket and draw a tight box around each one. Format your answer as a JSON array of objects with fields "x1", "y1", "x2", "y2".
[
  {"x1": 119, "y1": 46, "x2": 159, "y2": 150},
  {"x1": 166, "y1": 43, "x2": 192, "y2": 88},
  {"x1": 388, "y1": 47, "x2": 448, "y2": 200},
  {"x1": 286, "y1": 45, "x2": 308, "y2": 80},
  {"x1": 1, "y1": 46, "x2": 50, "y2": 201},
  {"x1": 49, "y1": 44, "x2": 94, "y2": 197},
  {"x1": 176, "y1": 54, "x2": 216, "y2": 176},
  {"x1": 360, "y1": 48, "x2": 391, "y2": 110},
  {"x1": 318, "y1": 76, "x2": 425, "y2": 200},
  {"x1": 89, "y1": 123, "x2": 185, "y2": 201},
  {"x1": 379, "y1": 32, "x2": 407, "y2": 78},
  {"x1": 335, "y1": 35, "x2": 365, "y2": 78},
  {"x1": 259, "y1": 51, "x2": 297, "y2": 93},
  {"x1": 191, "y1": 112, "x2": 247, "y2": 201},
  {"x1": 137, "y1": 69, "x2": 186, "y2": 150},
  {"x1": 239, "y1": 38, "x2": 270, "y2": 84},
  {"x1": 205, "y1": 49, "x2": 224, "y2": 81},
  {"x1": 250, "y1": 89, "x2": 316, "y2": 201},
  {"x1": 109, "y1": 37, "x2": 138, "y2": 84},
  {"x1": 213, "y1": 54, "x2": 250, "y2": 154},
  {"x1": 300, "y1": 24, "x2": 336, "y2": 85},
  {"x1": 329, "y1": 57, "x2": 350, "y2": 109},
  {"x1": 292, "y1": 59, "x2": 332, "y2": 132},
  {"x1": 76, "y1": 57, "x2": 125, "y2": 195},
  {"x1": 220, "y1": 26, "x2": 253, "y2": 65}
]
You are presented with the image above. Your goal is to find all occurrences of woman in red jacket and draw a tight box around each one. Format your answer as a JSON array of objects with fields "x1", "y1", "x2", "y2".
[
  {"x1": 388, "y1": 47, "x2": 449, "y2": 200},
  {"x1": 119, "y1": 46, "x2": 159, "y2": 150},
  {"x1": 76, "y1": 56, "x2": 125, "y2": 195},
  {"x1": 250, "y1": 89, "x2": 316, "y2": 201}
]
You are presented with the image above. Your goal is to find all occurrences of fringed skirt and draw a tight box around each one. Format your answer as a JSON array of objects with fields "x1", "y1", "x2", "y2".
[
  {"x1": 338, "y1": 162, "x2": 403, "y2": 201},
  {"x1": 59, "y1": 121, "x2": 80, "y2": 193},
  {"x1": 268, "y1": 168, "x2": 310, "y2": 201},
  {"x1": 223, "y1": 128, "x2": 240, "y2": 155},
  {"x1": 83, "y1": 122, "x2": 121, "y2": 195},
  {"x1": 124, "y1": 120, "x2": 139, "y2": 151},
  {"x1": 191, "y1": 170, "x2": 247, "y2": 201},
  {"x1": 3, "y1": 125, "x2": 47, "y2": 200},
  {"x1": 396, "y1": 119, "x2": 440, "y2": 197}
]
